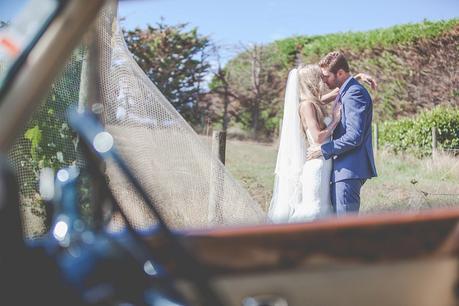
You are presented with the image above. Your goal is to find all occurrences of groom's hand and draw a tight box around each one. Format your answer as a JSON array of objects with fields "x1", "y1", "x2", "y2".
[{"x1": 306, "y1": 145, "x2": 323, "y2": 160}]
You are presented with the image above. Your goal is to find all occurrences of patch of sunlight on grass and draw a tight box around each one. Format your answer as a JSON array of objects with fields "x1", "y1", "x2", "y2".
[{"x1": 222, "y1": 139, "x2": 459, "y2": 214}]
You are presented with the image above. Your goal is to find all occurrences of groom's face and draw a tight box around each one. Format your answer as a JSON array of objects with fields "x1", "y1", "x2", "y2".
[{"x1": 320, "y1": 68, "x2": 339, "y2": 90}]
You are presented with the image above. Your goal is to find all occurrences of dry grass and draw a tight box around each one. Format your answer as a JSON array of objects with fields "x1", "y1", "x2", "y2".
[
  {"x1": 21, "y1": 136, "x2": 459, "y2": 238},
  {"x1": 224, "y1": 138, "x2": 278, "y2": 212},
  {"x1": 223, "y1": 139, "x2": 459, "y2": 214},
  {"x1": 361, "y1": 150, "x2": 459, "y2": 214}
]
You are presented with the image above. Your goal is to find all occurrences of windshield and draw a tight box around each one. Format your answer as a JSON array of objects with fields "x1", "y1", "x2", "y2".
[{"x1": 0, "y1": 0, "x2": 59, "y2": 89}]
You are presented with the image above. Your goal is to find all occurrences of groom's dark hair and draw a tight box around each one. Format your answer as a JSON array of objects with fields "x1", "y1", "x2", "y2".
[{"x1": 319, "y1": 51, "x2": 350, "y2": 74}]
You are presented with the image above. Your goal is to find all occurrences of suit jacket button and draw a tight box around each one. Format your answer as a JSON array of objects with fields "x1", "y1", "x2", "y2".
[{"x1": 333, "y1": 155, "x2": 338, "y2": 160}]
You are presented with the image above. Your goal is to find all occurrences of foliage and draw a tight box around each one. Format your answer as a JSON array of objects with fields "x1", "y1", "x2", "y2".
[
  {"x1": 24, "y1": 125, "x2": 42, "y2": 160},
  {"x1": 124, "y1": 20, "x2": 211, "y2": 123},
  {"x1": 20, "y1": 52, "x2": 82, "y2": 176},
  {"x1": 8, "y1": 50, "x2": 84, "y2": 227},
  {"x1": 379, "y1": 106, "x2": 459, "y2": 157},
  {"x1": 216, "y1": 44, "x2": 285, "y2": 138},
  {"x1": 275, "y1": 19, "x2": 459, "y2": 62},
  {"x1": 272, "y1": 36, "x2": 306, "y2": 68},
  {"x1": 221, "y1": 18, "x2": 458, "y2": 138},
  {"x1": 350, "y1": 50, "x2": 411, "y2": 120}
]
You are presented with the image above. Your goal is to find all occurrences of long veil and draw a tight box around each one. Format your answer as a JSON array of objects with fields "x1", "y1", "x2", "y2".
[{"x1": 268, "y1": 68, "x2": 307, "y2": 223}]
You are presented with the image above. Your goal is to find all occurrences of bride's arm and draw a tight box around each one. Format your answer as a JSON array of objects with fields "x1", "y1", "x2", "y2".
[
  {"x1": 320, "y1": 88, "x2": 339, "y2": 104},
  {"x1": 355, "y1": 73, "x2": 378, "y2": 90},
  {"x1": 299, "y1": 102, "x2": 340, "y2": 145}
]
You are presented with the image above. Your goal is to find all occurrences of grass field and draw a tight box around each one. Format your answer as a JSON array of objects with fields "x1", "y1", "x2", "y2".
[{"x1": 223, "y1": 138, "x2": 459, "y2": 214}]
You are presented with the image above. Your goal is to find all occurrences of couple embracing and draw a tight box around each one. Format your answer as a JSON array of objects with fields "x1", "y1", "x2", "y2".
[{"x1": 269, "y1": 51, "x2": 378, "y2": 223}]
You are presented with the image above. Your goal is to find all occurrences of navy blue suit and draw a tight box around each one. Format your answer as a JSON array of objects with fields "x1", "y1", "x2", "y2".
[{"x1": 321, "y1": 77, "x2": 377, "y2": 214}]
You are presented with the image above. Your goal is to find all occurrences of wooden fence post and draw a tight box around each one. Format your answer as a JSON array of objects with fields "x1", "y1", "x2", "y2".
[
  {"x1": 432, "y1": 127, "x2": 437, "y2": 160},
  {"x1": 212, "y1": 131, "x2": 226, "y2": 165},
  {"x1": 208, "y1": 131, "x2": 226, "y2": 224}
]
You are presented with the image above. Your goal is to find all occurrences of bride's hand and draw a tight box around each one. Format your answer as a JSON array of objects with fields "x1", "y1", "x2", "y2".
[
  {"x1": 306, "y1": 145, "x2": 323, "y2": 160},
  {"x1": 355, "y1": 73, "x2": 378, "y2": 90}
]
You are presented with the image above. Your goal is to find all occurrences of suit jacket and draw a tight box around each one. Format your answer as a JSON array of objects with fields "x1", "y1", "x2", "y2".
[{"x1": 321, "y1": 77, "x2": 377, "y2": 182}]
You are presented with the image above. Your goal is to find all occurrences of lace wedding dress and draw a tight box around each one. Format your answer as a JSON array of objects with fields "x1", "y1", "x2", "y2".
[
  {"x1": 269, "y1": 69, "x2": 332, "y2": 223},
  {"x1": 289, "y1": 116, "x2": 333, "y2": 222}
]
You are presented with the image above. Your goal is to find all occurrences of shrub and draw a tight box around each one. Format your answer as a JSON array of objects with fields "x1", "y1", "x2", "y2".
[{"x1": 379, "y1": 106, "x2": 459, "y2": 157}]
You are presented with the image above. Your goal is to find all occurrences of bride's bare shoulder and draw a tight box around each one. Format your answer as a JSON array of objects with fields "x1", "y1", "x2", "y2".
[
  {"x1": 299, "y1": 100, "x2": 315, "y2": 113},
  {"x1": 299, "y1": 101, "x2": 320, "y2": 125}
]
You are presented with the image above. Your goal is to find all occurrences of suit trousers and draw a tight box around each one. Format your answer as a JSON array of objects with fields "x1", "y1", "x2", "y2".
[{"x1": 331, "y1": 179, "x2": 366, "y2": 215}]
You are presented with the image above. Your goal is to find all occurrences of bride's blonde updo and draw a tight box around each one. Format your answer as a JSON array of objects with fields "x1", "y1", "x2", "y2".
[{"x1": 297, "y1": 64, "x2": 326, "y2": 122}]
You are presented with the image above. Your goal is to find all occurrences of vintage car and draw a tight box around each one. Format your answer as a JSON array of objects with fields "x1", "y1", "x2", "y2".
[{"x1": 0, "y1": 1, "x2": 458, "y2": 305}]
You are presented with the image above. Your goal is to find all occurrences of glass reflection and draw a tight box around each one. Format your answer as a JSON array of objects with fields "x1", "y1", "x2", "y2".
[{"x1": 0, "y1": 0, "x2": 59, "y2": 88}]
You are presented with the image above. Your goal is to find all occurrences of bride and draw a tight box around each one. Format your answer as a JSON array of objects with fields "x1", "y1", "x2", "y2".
[{"x1": 269, "y1": 64, "x2": 376, "y2": 223}]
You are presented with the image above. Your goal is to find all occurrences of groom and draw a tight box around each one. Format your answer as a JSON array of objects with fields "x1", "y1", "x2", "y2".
[{"x1": 308, "y1": 51, "x2": 377, "y2": 215}]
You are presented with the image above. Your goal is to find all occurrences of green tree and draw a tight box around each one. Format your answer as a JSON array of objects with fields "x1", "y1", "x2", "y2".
[
  {"x1": 223, "y1": 43, "x2": 285, "y2": 138},
  {"x1": 222, "y1": 18, "x2": 458, "y2": 138},
  {"x1": 207, "y1": 43, "x2": 241, "y2": 133},
  {"x1": 124, "y1": 20, "x2": 211, "y2": 123}
]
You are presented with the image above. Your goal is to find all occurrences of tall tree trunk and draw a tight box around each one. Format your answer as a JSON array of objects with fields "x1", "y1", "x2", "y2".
[
  {"x1": 251, "y1": 102, "x2": 260, "y2": 138},
  {"x1": 222, "y1": 84, "x2": 230, "y2": 132}
]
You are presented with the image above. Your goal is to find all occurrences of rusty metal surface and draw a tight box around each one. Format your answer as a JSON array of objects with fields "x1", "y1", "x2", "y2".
[{"x1": 145, "y1": 208, "x2": 459, "y2": 276}]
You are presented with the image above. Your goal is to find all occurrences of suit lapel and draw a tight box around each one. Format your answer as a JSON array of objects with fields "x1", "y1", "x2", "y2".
[
  {"x1": 340, "y1": 77, "x2": 357, "y2": 99},
  {"x1": 335, "y1": 77, "x2": 357, "y2": 138}
]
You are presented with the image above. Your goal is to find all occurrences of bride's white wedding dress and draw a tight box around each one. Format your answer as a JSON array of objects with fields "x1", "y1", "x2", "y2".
[
  {"x1": 268, "y1": 68, "x2": 332, "y2": 223},
  {"x1": 289, "y1": 117, "x2": 332, "y2": 222}
]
